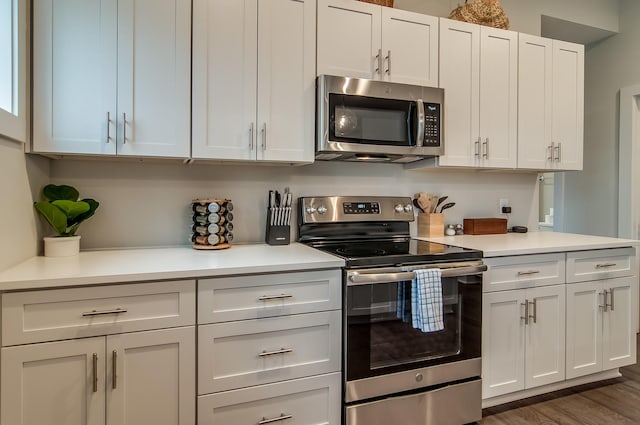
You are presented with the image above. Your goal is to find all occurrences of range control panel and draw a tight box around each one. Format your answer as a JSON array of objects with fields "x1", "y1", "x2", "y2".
[{"x1": 300, "y1": 196, "x2": 414, "y2": 224}]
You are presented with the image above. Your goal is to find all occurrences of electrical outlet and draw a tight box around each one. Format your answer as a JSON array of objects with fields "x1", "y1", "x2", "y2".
[{"x1": 499, "y1": 198, "x2": 509, "y2": 215}]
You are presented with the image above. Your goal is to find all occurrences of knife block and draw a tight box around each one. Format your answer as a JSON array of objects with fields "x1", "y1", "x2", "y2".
[
  {"x1": 265, "y1": 208, "x2": 290, "y2": 245},
  {"x1": 417, "y1": 213, "x2": 445, "y2": 237}
]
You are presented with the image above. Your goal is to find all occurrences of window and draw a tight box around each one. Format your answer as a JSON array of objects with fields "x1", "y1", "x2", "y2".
[{"x1": 0, "y1": 0, "x2": 26, "y2": 143}]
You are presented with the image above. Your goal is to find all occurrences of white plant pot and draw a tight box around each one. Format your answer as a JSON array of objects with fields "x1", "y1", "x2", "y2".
[{"x1": 43, "y1": 235, "x2": 81, "y2": 257}]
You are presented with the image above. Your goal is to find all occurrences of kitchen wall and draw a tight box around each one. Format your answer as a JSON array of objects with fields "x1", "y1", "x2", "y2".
[
  {"x1": 50, "y1": 159, "x2": 539, "y2": 249},
  {"x1": 563, "y1": 0, "x2": 639, "y2": 237},
  {"x1": 0, "y1": 138, "x2": 49, "y2": 270}
]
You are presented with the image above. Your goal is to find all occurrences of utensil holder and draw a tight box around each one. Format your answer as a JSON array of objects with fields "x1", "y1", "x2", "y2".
[
  {"x1": 417, "y1": 213, "x2": 444, "y2": 237},
  {"x1": 265, "y1": 208, "x2": 290, "y2": 245}
]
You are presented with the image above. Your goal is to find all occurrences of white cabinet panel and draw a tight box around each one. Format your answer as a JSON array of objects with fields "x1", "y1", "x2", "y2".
[
  {"x1": 566, "y1": 248, "x2": 635, "y2": 283},
  {"x1": 484, "y1": 253, "x2": 565, "y2": 292},
  {"x1": 1, "y1": 337, "x2": 106, "y2": 425},
  {"x1": 198, "y1": 311, "x2": 340, "y2": 394},
  {"x1": 566, "y1": 281, "x2": 604, "y2": 379},
  {"x1": 602, "y1": 277, "x2": 636, "y2": 370}
]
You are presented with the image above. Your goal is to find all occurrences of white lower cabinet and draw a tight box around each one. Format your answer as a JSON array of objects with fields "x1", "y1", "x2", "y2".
[
  {"x1": 566, "y1": 276, "x2": 636, "y2": 379},
  {"x1": 197, "y1": 269, "x2": 342, "y2": 424},
  {"x1": 198, "y1": 372, "x2": 341, "y2": 425},
  {"x1": 1, "y1": 327, "x2": 195, "y2": 425},
  {"x1": 482, "y1": 284, "x2": 565, "y2": 399}
]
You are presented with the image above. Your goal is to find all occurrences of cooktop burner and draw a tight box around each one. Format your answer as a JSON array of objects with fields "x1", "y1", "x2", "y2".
[{"x1": 310, "y1": 239, "x2": 482, "y2": 268}]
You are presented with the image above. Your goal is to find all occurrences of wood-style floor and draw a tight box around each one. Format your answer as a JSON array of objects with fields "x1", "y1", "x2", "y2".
[{"x1": 480, "y1": 335, "x2": 640, "y2": 424}]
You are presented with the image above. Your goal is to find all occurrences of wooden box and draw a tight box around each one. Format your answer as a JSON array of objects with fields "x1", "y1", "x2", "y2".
[
  {"x1": 417, "y1": 213, "x2": 444, "y2": 237},
  {"x1": 463, "y1": 218, "x2": 508, "y2": 235}
]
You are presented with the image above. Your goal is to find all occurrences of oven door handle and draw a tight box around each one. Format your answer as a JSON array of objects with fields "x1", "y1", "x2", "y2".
[{"x1": 347, "y1": 265, "x2": 487, "y2": 286}]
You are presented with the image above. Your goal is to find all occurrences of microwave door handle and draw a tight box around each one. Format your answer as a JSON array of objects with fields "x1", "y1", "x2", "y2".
[{"x1": 415, "y1": 99, "x2": 425, "y2": 147}]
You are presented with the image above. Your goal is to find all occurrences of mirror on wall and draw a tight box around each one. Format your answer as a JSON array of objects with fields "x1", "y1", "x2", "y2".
[{"x1": 538, "y1": 173, "x2": 555, "y2": 232}]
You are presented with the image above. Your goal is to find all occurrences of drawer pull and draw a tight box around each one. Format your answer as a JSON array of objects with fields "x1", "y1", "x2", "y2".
[
  {"x1": 517, "y1": 270, "x2": 540, "y2": 276},
  {"x1": 92, "y1": 353, "x2": 98, "y2": 393},
  {"x1": 258, "y1": 347, "x2": 293, "y2": 357},
  {"x1": 607, "y1": 288, "x2": 615, "y2": 311},
  {"x1": 520, "y1": 301, "x2": 529, "y2": 325},
  {"x1": 529, "y1": 298, "x2": 537, "y2": 324},
  {"x1": 258, "y1": 414, "x2": 293, "y2": 425},
  {"x1": 258, "y1": 294, "x2": 293, "y2": 301},
  {"x1": 596, "y1": 263, "x2": 617, "y2": 269},
  {"x1": 112, "y1": 350, "x2": 117, "y2": 389},
  {"x1": 82, "y1": 308, "x2": 128, "y2": 317}
]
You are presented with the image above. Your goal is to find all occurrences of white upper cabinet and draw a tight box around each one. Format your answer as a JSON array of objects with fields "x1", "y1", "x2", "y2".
[
  {"x1": 518, "y1": 35, "x2": 584, "y2": 170},
  {"x1": 317, "y1": 0, "x2": 438, "y2": 87},
  {"x1": 192, "y1": 0, "x2": 315, "y2": 163},
  {"x1": 437, "y1": 18, "x2": 517, "y2": 168},
  {"x1": 32, "y1": 0, "x2": 191, "y2": 158}
]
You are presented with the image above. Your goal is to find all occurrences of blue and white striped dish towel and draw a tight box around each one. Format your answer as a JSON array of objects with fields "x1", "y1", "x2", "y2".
[{"x1": 411, "y1": 269, "x2": 444, "y2": 332}]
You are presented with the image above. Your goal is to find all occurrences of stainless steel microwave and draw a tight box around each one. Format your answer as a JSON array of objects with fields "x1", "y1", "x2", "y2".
[{"x1": 316, "y1": 75, "x2": 444, "y2": 163}]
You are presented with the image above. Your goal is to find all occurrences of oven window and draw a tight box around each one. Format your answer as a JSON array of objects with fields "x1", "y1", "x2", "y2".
[
  {"x1": 329, "y1": 94, "x2": 416, "y2": 146},
  {"x1": 346, "y1": 275, "x2": 481, "y2": 381}
]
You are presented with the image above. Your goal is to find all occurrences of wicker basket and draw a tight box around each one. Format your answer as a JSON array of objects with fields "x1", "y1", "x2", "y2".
[
  {"x1": 449, "y1": 0, "x2": 510, "y2": 30},
  {"x1": 359, "y1": 0, "x2": 394, "y2": 7}
]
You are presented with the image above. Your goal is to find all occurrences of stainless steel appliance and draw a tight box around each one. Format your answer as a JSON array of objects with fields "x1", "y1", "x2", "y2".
[
  {"x1": 298, "y1": 196, "x2": 485, "y2": 425},
  {"x1": 316, "y1": 75, "x2": 444, "y2": 163}
]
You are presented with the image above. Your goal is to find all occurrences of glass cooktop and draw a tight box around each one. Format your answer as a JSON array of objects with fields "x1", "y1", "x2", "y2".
[{"x1": 309, "y1": 239, "x2": 483, "y2": 268}]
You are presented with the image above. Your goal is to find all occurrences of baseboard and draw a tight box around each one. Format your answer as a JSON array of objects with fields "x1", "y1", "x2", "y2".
[{"x1": 481, "y1": 369, "x2": 622, "y2": 408}]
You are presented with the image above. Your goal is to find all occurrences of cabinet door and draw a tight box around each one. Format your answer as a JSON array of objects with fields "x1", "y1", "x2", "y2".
[
  {"x1": 438, "y1": 18, "x2": 479, "y2": 167},
  {"x1": 602, "y1": 277, "x2": 636, "y2": 370},
  {"x1": 482, "y1": 290, "x2": 525, "y2": 398},
  {"x1": 316, "y1": 0, "x2": 382, "y2": 79},
  {"x1": 116, "y1": 0, "x2": 191, "y2": 158},
  {"x1": 525, "y1": 285, "x2": 565, "y2": 389},
  {"x1": 566, "y1": 281, "x2": 602, "y2": 379},
  {"x1": 479, "y1": 26, "x2": 517, "y2": 168},
  {"x1": 32, "y1": 0, "x2": 117, "y2": 155},
  {"x1": 1, "y1": 337, "x2": 106, "y2": 425},
  {"x1": 517, "y1": 34, "x2": 553, "y2": 170},
  {"x1": 552, "y1": 40, "x2": 584, "y2": 170},
  {"x1": 192, "y1": 0, "x2": 258, "y2": 160},
  {"x1": 106, "y1": 327, "x2": 195, "y2": 425},
  {"x1": 380, "y1": 8, "x2": 438, "y2": 87},
  {"x1": 256, "y1": 0, "x2": 315, "y2": 163}
]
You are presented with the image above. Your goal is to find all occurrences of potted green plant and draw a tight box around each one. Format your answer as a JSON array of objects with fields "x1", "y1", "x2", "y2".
[{"x1": 34, "y1": 184, "x2": 100, "y2": 257}]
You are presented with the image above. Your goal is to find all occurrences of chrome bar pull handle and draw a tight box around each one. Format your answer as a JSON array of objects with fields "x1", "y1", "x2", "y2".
[
  {"x1": 82, "y1": 308, "x2": 127, "y2": 317},
  {"x1": 547, "y1": 142, "x2": 555, "y2": 161},
  {"x1": 600, "y1": 290, "x2": 608, "y2": 312},
  {"x1": 596, "y1": 263, "x2": 617, "y2": 269},
  {"x1": 375, "y1": 49, "x2": 382, "y2": 75},
  {"x1": 517, "y1": 270, "x2": 540, "y2": 276},
  {"x1": 106, "y1": 112, "x2": 111, "y2": 143},
  {"x1": 249, "y1": 123, "x2": 255, "y2": 150},
  {"x1": 122, "y1": 112, "x2": 127, "y2": 144},
  {"x1": 521, "y1": 301, "x2": 529, "y2": 325},
  {"x1": 607, "y1": 288, "x2": 614, "y2": 311},
  {"x1": 258, "y1": 347, "x2": 293, "y2": 357},
  {"x1": 112, "y1": 350, "x2": 117, "y2": 389},
  {"x1": 554, "y1": 143, "x2": 561, "y2": 162},
  {"x1": 482, "y1": 138, "x2": 489, "y2": 158},
  {"x1": 261, "y1": 123, "x2": 267, "y2": 150},
  {"x1": 385, "y1": 50, "x2": 391, "y2": 75},
  {"x1": 474, "y1": 137, "x2": 481, "y2": 158},
  {"x1": 415, "y1": 99, "x2": 425, "y2": 147},
  {"x1": 258, "y1": 414, "x2": 293, "y2": 425},
  {"x1": 258, "y1": 294, "x2": 293, "y2": 301},
  {"x1": 529, "y1": 299, "x2": 537, "y2": 324},
  {"x1": 92, "y1": 353, "x2": 98, "y2": 393}
]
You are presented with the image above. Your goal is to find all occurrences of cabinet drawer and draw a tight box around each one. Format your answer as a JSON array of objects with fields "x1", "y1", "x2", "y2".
[
  {"x1": 198, "y1": 311, "x2": 341, "y2": 394},
  {"x1": 566, "y1": 248, "x2": 636, "y2": 283},
  {"x1": 197, "y1": 372, "x2": 341, "y2": 425},
  {"x1": 198, "y1": 270, "x2": 341, "y2": 324},
  {"x1": 483, "y1": 253, "x2": 565, "y2": 292},
  {"x1": 2, "y1": 281, "x2": 196, "y2": 346}
]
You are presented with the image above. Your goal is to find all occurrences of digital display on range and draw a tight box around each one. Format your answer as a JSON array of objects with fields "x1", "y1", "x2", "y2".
[{"x1": 343, "y1": 202, "x2": 380, "y2": 214}]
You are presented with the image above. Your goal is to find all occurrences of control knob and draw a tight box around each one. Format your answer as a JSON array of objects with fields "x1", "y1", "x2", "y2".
[
  {"x1": 317, "y1": 205, "x2": 328, "y2": 215},
  {"x1": 404, "y1": 204, "x2": 413, "y2": 213},
  {"x1": 305, "y1": 206, "x2": 316, "y2": 215},
  {"x1": 394, "y1": 204, "x2": 404, "y2": 213}
]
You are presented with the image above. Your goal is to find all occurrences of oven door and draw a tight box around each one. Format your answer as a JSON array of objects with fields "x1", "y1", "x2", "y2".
[{"x1": 345, "y1": 262, "x2": 484, "y2": 403}]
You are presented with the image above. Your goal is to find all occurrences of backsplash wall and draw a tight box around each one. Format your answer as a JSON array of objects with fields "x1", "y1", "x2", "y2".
[{"x1": 50, "y1": 159, "x2": 539, "y2": 250}]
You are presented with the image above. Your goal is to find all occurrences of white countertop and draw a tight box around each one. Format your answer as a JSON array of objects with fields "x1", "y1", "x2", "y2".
[
  {"x1": 0, "y1": 243, "x2": 344, "y2": 291},
  {"x1": 419, "y1": 231, "x2": 639, "y2": 257}
]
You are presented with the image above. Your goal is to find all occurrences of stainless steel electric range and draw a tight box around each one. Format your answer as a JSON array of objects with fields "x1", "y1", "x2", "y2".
[{"x1": 298, "y1": 196, "x2": 485, "y2": 425}]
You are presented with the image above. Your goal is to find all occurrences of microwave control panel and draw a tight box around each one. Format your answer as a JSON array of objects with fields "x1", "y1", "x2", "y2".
[{"x1": 423, "y1": 102, "x2": 441, "y2": 146}]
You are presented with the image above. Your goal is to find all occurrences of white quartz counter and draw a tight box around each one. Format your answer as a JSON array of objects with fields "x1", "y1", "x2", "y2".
[
  {"x1": 419, "y1": 231, "x2": 639, "y2": 257},
  {"x1": 0, "y1": 243, "x2": 345, "y2": 291}
]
